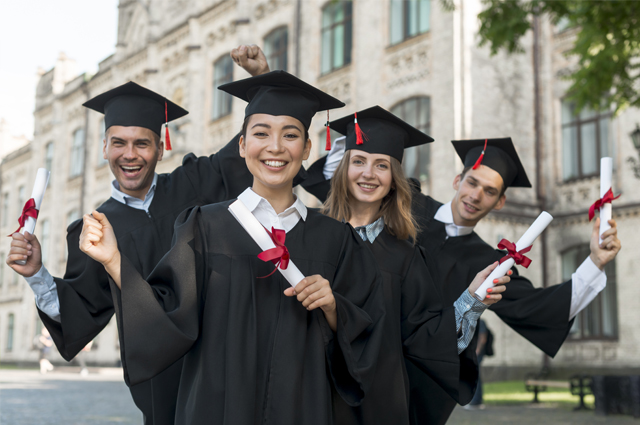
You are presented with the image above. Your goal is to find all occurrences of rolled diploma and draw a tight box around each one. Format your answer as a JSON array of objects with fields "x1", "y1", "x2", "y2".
[
  {"x1": 474, "y1": 211, "x2": 554, "y2": 300},
  {"x1": 599, "y1": 157, "x2": 613, "y2": 244},
  {"x1": 17, "y1": 168, "x2": 51, "y2": 265},
  {"x1": 228, "y1": 200, "x2": 305, "y2": 287}
]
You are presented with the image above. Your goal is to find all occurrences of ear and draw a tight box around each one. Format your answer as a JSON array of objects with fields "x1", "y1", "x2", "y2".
[
  {"x1": 239, "y1": 135, "x2": 246, "y2": 158},
  {"x1": 302, "y1": 138, "x2": 312, "y2": 161},
  {"x1": 157, "y1": 140, "x2": 164, "y2": 162},
  {"x1": 453, "y1": 173, "x2": 462, "y2": 191},
  {"x1": 102, "y1": 139, "x2": 107, "y2": 160},
  {"x1": 493, "y1": 193, "x2": 507, "y2": 211}
]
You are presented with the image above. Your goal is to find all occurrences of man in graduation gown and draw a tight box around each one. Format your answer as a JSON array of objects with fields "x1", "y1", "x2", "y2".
[{"x1": 302, "y1": 137, "x2": 621, "y2": 424}]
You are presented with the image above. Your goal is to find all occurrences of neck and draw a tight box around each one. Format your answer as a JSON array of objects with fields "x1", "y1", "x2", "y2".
[
  {"x1": 120, "y1": 184, "x2": 151, "y2": 201},
  {"x1": 252, "y1": 180, "x2": 295, "y2": 214},
  {"x1": 348, "y1": 199, "x2": 381, "y2": 228}
]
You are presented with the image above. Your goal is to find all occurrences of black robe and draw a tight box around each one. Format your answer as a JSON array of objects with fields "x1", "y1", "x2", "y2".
[
  {"x1": 300, "y1": 163, "x2": 575, "y2": 424},
  {"x1": 331, "y1": 228, "x2": 475, "y2": 425},
  {"x1": 113, "y1": 204, "x2": 386, "y2": 425},
  {"x1": 38, "y1": 136, "x2": 254, "y2": 424}
]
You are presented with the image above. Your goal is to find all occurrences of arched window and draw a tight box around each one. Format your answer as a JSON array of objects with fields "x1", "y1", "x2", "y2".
[
  {"x1": 264, "y1": 27, "x2": 288, "y2": 72},
  {"x1": 390, "y1": 0, "x2": 431, "y2": 45},
  {"x1": 212, "y1": 55, "x2": 234, "y2": 120},
  {"x1": 390, "y1": 97, "x2": 431, "y2": 184},
  {"x1": 69, "y1": 128, "x2": 85, "y2": 178},
  {"x1": 563, "y1": 245, "x2": 618, "y2": 340},
  {"x1": 321, "y1": 1, "x2": 353, "y2": 74}
]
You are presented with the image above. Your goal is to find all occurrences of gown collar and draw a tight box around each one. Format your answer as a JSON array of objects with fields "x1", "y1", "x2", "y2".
[{"x1": 434, "y1": 201, "x2": 475, "y2": 238}]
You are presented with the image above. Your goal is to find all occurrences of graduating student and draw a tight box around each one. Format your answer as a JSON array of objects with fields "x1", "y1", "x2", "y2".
[
  {"x1": 79, "y1": 71, "x2": 387, "y2": 425},
  {"x1": 302, "y1": 137, "x2": 621, "y2": 425},
  {"x1": 5, "y1": 81, "x2": 250, "y2": 423},
  {"x1": 320, "y1": 106, "x2": 511, "y2": 425}
]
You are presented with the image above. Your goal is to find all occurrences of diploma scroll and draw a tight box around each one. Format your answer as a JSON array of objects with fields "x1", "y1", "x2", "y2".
[
  {"x1": 474, "y1": 211, "x2": 553, "y2": 300},
  {"x1": 599, "y1": 157, "x2": 613, "y2": 244},
  {"x1": 16, "y1": 168, "x2": 51, "y2": 266},
  {"x1": 229, "y1": 200, "x2": 305, "y2": 288}
]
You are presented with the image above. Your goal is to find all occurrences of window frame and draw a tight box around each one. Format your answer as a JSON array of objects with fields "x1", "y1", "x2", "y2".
[
  {"x1": 264, "y1": 26, "x2": 289, "y2": 72},
  {"x1": 390, "y1": 96, "x2": 432, "y2": 183},
  {"x1": 211, "y1": 55, "x2": 234, "y2": 121},
  {"x1": 389, "y1": 0, "x2": 431, "y2": 46},
  {"x1": 320, "y1": 1, "x2": 353, "y2": 75},
  {"x1": 69, "y1": 127, "x2": 86, "y2": 178}
]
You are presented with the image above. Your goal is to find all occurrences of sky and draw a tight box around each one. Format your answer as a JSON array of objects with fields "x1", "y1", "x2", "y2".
[{"x1": 0, "y1": 0, "x2": 118, "y2": 139}]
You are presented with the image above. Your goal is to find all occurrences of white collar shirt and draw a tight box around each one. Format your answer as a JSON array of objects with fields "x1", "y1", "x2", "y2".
[
  {"x1": 110, "y1": 173, "x2": 158, "y2": 213},
  {"x1": 434, "y1": 201, "x2": 475, "y2": 238},
  {"x1": 237, "y1": 188, "x2": 307, "y2": 233}
]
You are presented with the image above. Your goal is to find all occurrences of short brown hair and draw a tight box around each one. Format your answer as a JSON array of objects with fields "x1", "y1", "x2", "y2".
[
  {"x1": 459, "y1": 166, "x2": 508, "y2": 197},
  {"x1": 321, "y1": 152, "x2": 418, "y2": 241}
]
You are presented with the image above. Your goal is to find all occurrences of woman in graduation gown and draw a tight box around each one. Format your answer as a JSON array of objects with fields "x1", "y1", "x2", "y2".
[
  {"x1": 78, "y1": 71, "x2": 387, "y2": 425},
  {"x1": 320, "y1": 106, "x2": 511, "y2": 425}
]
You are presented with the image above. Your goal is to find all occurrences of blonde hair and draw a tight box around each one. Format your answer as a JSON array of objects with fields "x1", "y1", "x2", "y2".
[{"x1": 321, "y1": 151, "x2": 418, "y2": 241}]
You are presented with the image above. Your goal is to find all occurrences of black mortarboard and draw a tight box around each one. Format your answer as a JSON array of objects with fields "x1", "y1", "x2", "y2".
[
  {"x1": 83, "y1": 81, "x2": 188, "y2": 150},
  {"x1": 452, "y1": 138, "x2": 532, "y2": 188},
  {"x1": 329, "y1": 105, "x2": 434, "y2": 162},
  {"x1": 217, "y1": 70, "x2": 344, "y2": 130}
]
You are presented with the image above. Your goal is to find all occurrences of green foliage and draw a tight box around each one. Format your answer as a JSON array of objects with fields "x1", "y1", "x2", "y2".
[{"x1": 477, "y1": 0, "x2": 640, "y2": 115}]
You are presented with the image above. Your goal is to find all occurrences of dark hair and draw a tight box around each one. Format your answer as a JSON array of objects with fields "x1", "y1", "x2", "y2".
[
  {"x1": 240, "y1": 116, "x2": 310, "y2": 141},
  {"x1": 459, "y1": 166, "x2": 507, "y2": 197}
]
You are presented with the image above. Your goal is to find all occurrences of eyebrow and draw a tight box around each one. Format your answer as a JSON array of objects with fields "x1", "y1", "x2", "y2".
[
  {"x1": 110, "y1": 136, "x2": 153, "y2": 143},
  {"x1": 251, "y1": 123, "x2": 302, "y2": 133},
  {"x1": 468, "y1": 176, "x2": 499, "y2": 192}
]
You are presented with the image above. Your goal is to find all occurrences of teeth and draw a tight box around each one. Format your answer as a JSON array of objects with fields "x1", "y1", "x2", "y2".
[
  {"x1": 264, "y1": 160, "x2": 286, "y2": 167},
  {"x1": 359, "y1": 183, "x2": 377, "y2": 189},
  {"x1": 122, "y1": 166, "x2": 141, "y2": 171}
]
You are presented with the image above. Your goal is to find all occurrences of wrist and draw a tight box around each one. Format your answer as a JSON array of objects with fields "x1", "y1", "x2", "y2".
[
  {"x1": 103, "y1": 251, "x2": 121, "y2": 276},
  {"x1": 590, "y1": 252, "x2": 604, "y2": 270}
]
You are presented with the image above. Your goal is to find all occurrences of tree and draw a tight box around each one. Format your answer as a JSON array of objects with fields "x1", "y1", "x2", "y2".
[{"x1": 477, "y1": 0, "x2": 640, "y2": 115}]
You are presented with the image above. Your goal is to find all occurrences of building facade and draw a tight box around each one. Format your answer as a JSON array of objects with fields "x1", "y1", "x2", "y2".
[{"x1": 1, "y1": 0, "x2": 638, "y2": 375}]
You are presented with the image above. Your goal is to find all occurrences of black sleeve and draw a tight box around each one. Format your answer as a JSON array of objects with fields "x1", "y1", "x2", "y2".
[
  {"x1": 323, "y1": 226, "x2": 386, "y2": 406},
  {"x1": 401, "y1": 247, "x2": 477, "y2": 405},
  {"x1": 113, "y1": 207, "x2": 207, "y2": 385},
  {"x1": 299, "y1": 155, "x2": 332, "y2": 203},
  {"x1": 38, "y1": 220, "x2": 114, "y2": 361}
]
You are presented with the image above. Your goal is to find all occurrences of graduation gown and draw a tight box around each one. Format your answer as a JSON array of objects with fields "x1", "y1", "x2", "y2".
[
  {"x1": 331, "y1": 228, "x2": 474, "y2": 425},
  {"x1": 407, "y1": 194, "x2": 574, "y2": 425},
  {"x1": 37, "y1": 135, "x2": 254, "y2": 424},
  {"x1": 112, "y1": 203, "x2": 386, "y2": 425}
]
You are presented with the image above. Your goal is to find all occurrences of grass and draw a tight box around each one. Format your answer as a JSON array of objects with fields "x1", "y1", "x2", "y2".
[{"x1": 483, "y1": 381, "x2": 595, "y2": 408}]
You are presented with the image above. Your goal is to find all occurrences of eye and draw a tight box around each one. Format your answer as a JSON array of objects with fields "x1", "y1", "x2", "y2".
[
  {"x1": 377, "y1": 163, "x2": 389, "y2": 170},
  {"x1": 252, "y1": 131, "x2": 268, "y2": 137},
  {"x1": 467, "y1": 180, "x2": 476, "y2": 187},
  {"x1": 352, "y1": 159, "x2": 364, "y2": 165},
  {"x1": 284, "y1": 132, "x2": 300, "y2": 139}
]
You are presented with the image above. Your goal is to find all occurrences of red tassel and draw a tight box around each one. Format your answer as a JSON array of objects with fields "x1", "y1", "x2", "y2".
[
  {"x1": 472, "y1": 138, "x2": 488, "y2": 170},
  {"x1": 354, "y1": 112, "x2": 368, "y2": 145},
  {"x1": 164, "y1": 101, "x2": 172, "y2": 151},
  {"x1": 325, "y1": 111, "x2": 331, "y2": 151}
]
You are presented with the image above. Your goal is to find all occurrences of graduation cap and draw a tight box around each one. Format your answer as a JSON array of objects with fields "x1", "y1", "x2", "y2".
[
  {"x1": 329, "y1": 105, "x2": 434, "y2": 162},
  {"x1": 217, "y1": 70, "x2": 344, "y2": 131},
  {"x1": 83, "y1": 81, "x2": 188, "y2": 150},
  {"x1": 452, "y1": 138, "x2": 532, "y2": 188}
]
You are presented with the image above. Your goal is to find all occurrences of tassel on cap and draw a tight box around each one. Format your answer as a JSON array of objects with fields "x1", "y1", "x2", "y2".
[
  {"x1": 325, "y1": 110, "x2": 332, "y2": 151},
  {"x1": 472, "y1": 138, "x2": 488, "y2": 170},
  {"x1": 164, "y1": 101, "x2": 172, "y2": 151},
  {"x1": 354, "y1": 112, "x2": 368, "y2": 145}
]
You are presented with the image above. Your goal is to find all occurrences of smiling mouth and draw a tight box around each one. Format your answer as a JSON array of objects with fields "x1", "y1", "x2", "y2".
[
  {"x1": 463, "y1": 202, "x2": 480, "y2": 213},
  {"x1": 261, "y1": 160, "x2": 288, "y2": 168},
  {"x1": 357, "y1": 183, "x2": 379, "y2": 190},
  {"x1": 120, "y1": 165, "x2": 143, "y2": 175}
]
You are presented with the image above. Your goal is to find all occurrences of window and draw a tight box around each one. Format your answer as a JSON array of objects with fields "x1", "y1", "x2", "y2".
[
  {"x1": 40, "y1": 219, "x2": 50, "y2": 264},
  {"x1": 211, "y1": 56, "x2": 234, "y2": 120},
  {"x1": 44, "y1": 142, "x2": 54, "y2": 177},
  {"x1": 1, "y1": 193, "x2": 8, "y2": 227},
  {"x1": 321, "y1": 1, "x2": 353, "y2": 74},
  {"x1": 563, "y1": 245, "x2": 618, "y2": 340},
  {"x1": 390, "y1": 0, "x2": 431, "y2": 45},
  {"x1": 561, "y1": 101, "x2": 611, "y2": 181},
  {"x1": 70, "y1": 128, "x2": 86, "y2": 178},
  {"x1": 97, "y1": 119, "x2": 107, "y2": 167},
  {"x1": 6, "y1": 314, "x2": 14, "y2": 352},
  {"x1": 17, "y1": 186, "x2": 26, "y2": 218},
  {"x1": 391, "y1": 97, "x2": 431, "y2": 184},
  {"x1": 264, "y1": 27, "x2": 288, "y2": 72}
]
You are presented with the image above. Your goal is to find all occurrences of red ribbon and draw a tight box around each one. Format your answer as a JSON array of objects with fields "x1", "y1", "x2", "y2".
[
  {"x1": 8, "y1": 198, "x2": 39, "y2": 237},
  {"x1": 497, "y1": 238, "x2": 532, "y2": 268},
  {"x1": 472, "y1": 139, "x2": 488, "y2": 170},
  {"x1": 257, "y1": 227, "x2": 290, "y2": 278},
  {"x1": 588, "y1": 188, "x2": 620, "y2": 221}
]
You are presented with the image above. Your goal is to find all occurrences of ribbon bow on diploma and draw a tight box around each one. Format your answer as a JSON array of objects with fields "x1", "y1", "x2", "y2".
[
  {"x1": 589, "y1": 188, "x2": 620, "y2": 221},
  {"x1": 257, "y1": 227, "x2": 290, "y2": 278},
  {"x1": 497, "y1": 239, "x2": 532, "y2": 268},
  {"x1": 8, "y1": 198, "x2": 39, "y2": 237}
]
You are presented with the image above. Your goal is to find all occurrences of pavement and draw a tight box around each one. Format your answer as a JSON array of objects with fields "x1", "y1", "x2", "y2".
[{"x1": 1, "y1": 368, "x2": 638, "y2": 424}]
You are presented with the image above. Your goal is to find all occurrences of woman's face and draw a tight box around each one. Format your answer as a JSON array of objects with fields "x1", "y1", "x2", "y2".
[
  {"x1": 239, "y1": 113, "x2": 311, "y2": 193},
  {"x1": 346, "y1": 149, "x2": 393, "y2": 207}
]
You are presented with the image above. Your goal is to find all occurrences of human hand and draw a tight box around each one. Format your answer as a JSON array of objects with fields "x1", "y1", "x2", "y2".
[
  {"x1": 6, "y1": 231, "x2": 42, "y2": 277},
  {"x1": 468, "y1": 261, "x2": 511, "y2": 306},
  {"x1": 79, "y1": 211, "x2": 120, "y2": 274},
  {"x1": 590, "y1": 218, "x2": 621, "y2": 270},
  {"x1": 230, "y1": 44, "x2": 270, "y2": 76},
  {"x1": 284, "y1": 275, "x2": 337, "y2": 330}
]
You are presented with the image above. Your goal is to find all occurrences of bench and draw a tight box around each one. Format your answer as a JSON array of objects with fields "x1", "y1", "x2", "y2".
[{"x1": 524, "y1": 373, "x2": 592, "y2": 410}]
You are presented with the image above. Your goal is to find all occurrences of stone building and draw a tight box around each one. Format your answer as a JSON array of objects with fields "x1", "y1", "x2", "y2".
[{"x1": 1, "y1": 0, "x2": 638, "y2": 377}]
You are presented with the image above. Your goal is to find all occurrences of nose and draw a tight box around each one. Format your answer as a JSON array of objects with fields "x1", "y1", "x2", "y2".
[
  {"x1": 266, "y1": 134, "x2": 285, "y2": 154},
  {"x1": 361, "y1": 163, "x2": 375, "y2": 179},
  {"x1": 469, "y1": 186, "x2": 482, "y2": 202},
  {"x1": 122, "y1": 144, "x2": 136, "y2": 160}
]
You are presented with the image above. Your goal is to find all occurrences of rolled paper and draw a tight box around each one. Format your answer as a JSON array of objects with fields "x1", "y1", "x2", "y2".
[
  {"x1": 229, "y1": 200, "x2": 305, "y2": 287},
  {"x1": 474, "y1": 211, "x2": 553, "y2": 300},
  {"x1": 599, "y1": 157, "x2": 613, "y2": 244},
  {"x1": 16, "y1": 168, "x2": 51, "y2": 265}
]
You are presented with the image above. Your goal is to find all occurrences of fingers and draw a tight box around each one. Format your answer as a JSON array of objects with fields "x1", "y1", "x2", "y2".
[
  {"x1": 6, "y1": 252, "x2": 30, "y2": 265},
  {"x1": 478, "y1": 261, "x2": 499, "y2": 280},
  {"x1": 492, "y1": 275, "x2": 510, "y2": 286},
  {"x1": 248, "y1": 44, "x2": 260, "y2": 59},
  {"x1": 592, "y1": 217, "x2": 600, "y2": 237},
  {"x1": 92, "y1": 210, "x2": 110, "y2": 227}
]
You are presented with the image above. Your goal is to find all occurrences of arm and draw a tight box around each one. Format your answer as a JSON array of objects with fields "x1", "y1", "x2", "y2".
[{"x1": 299, "y1": 136, "x2": 346, "y2": 202}]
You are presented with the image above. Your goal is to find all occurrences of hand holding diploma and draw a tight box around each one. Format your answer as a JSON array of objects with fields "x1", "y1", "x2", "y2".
[
  {"x1": 589, "y1": 158, "x2": 620, "y2": 244},
  {"x1": 589, "y1": 217, "x2": 621, "y2": 271},
  {"x1": 474, "y1": 211, "x2": 554, "y2": 300}
]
